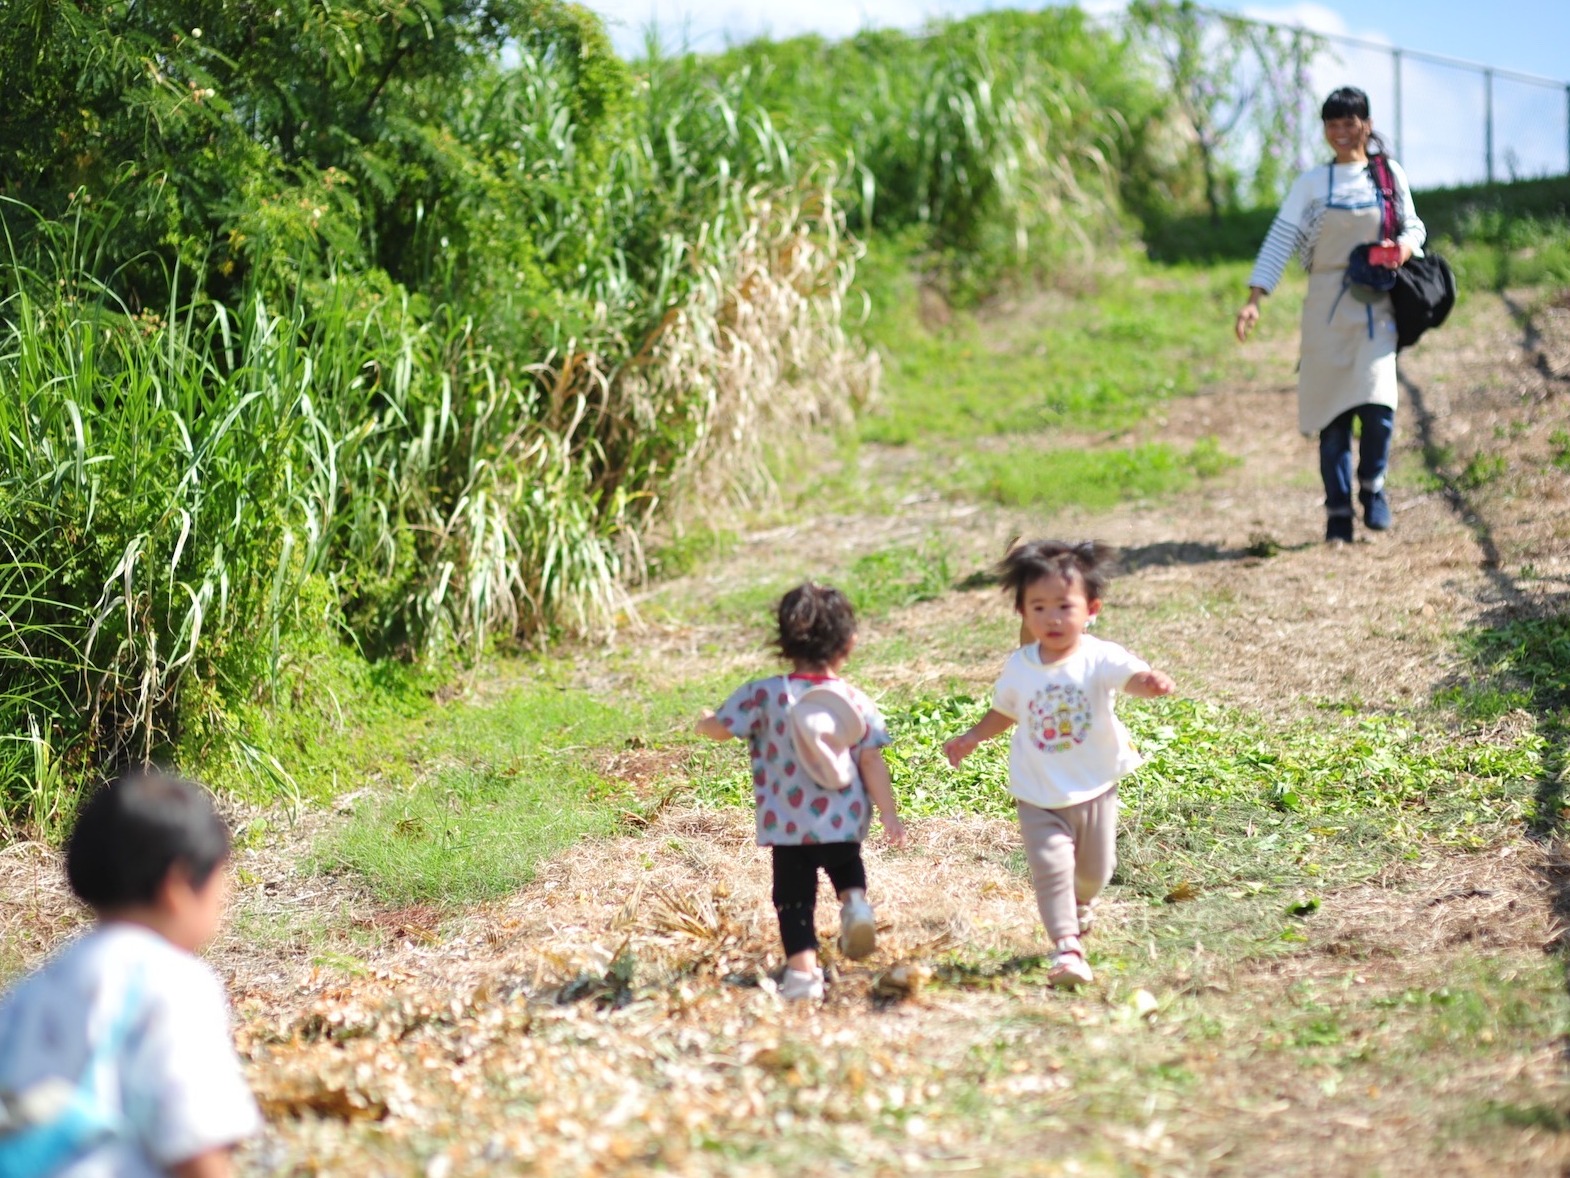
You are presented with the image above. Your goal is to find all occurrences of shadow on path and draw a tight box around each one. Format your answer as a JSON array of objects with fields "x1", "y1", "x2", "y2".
[
  {"x1": 1400, "y1": 370, "x2": 1517, "y2": 595},
  {"x1": 1498, "y1": 291, "x2": 1570, "y2": 392},
  {"x1": 955, "y1": 539, "x2": 1314, "y2": 591},
  {"x1": 1117, "y1": 539, "x2": 1314, "y2": 573}
]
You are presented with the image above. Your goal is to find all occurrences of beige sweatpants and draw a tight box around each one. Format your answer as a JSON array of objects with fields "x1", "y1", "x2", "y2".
[{"x1": 1016, "y1": 787, "x2": 1118, "y2": 943}]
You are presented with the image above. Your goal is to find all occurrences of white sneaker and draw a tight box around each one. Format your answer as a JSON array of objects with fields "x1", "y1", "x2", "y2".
[
  {"x1": 1076, "y1": 903, "x2": 1096, "y2": 936},
  {"x1": 1048, "y1": 937, "x2": 1093, "y2": 989},
  {"x1": 779, "y1": 966, "x2": 825, "y2": 1001},
  {"x1": 838, "y1": 893, "x2": 877, "y2": 960}
]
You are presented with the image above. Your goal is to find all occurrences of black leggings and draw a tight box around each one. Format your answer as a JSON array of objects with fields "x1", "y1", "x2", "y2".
[{"x1": 771, "y1": 842, "x2": 867, "y2": 957}]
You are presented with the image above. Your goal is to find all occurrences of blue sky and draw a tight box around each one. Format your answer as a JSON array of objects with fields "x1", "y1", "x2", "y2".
[
  {"x1": 584, "y1": 1, "x2": 1570, "y2": 187},
  {"x1": 585, "y1": 1, "x2": 1567, "y2": 82}
]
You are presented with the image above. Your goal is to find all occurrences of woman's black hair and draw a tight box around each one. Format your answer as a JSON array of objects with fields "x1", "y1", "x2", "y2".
[
  {"x1": 66, "y1": 771, "x2": 231, "y2": 910},
  {"x1": 1322, "y1": 86, "x2": 1390, "y2": 156},
  {"x1": 996, "y1": 539, "x2": 1117, "y2": 609},
  {"x1": 1321, "y1": 86, "x2": 1370, "y2": 122},
  {"x1": 775, "y1": 582, "x2": 857, "y2": 667}
]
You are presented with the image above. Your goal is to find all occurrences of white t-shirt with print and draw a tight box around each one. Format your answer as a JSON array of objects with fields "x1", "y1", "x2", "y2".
[
  {"x1": 991, "y1": 635, "x2": 1150, "y2": 809},
  {"x1": 0, "y1": 923, "x2": 261, "y2": 1177}
]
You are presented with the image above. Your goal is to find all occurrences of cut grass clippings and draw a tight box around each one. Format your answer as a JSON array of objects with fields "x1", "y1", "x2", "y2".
[{"x1": 685, "y1": 692, "x2": 1543, "y2": 899}]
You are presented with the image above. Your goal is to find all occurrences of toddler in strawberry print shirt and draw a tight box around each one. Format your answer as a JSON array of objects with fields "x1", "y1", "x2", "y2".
[{"x1": 697, "y1": 582, "x2": 906, "y2": 1002}]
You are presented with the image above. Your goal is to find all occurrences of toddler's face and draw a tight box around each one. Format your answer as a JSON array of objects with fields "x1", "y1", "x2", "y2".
[
  {"x1": 1019, "y1": 574, "x2": 1099, "y2": 660},
  {"x1": 164, "y1": 860, "x2": 231, "y2": 953}
]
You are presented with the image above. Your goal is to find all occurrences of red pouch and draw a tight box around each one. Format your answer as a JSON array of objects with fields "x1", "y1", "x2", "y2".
[{"x1": 1368, "y1": 244, "x2": 1402, "y2": 268}]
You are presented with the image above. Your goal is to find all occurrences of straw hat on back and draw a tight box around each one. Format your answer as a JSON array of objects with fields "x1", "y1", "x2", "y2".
[{"x1": 788, "y1": 682, "x2": 868, "y2": 791}]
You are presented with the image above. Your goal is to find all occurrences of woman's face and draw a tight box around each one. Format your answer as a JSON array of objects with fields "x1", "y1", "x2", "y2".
[{"x1": 1323, "y1": 115, "x2": 1371, "y2": 162}]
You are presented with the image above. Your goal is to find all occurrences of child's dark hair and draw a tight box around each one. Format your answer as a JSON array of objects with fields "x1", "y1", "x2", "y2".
[
  {"x1": 775, "y1": 582, "x2": 857, "y2": 667},
  {"x1": 66, "y1": 771, "x2": 231, "y2": 910},
  {"x1": 996, "y1": 539, "x2": 1117, "y2": 609}
]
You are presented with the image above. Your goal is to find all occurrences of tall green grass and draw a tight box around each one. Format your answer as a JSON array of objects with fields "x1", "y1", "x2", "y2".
[
  {"x1": 12, "y1": 3, "x2": 1504, "y2": 834},
  {"x1": 709, "y1": 10, "x2": 1163, "y2": 293}
]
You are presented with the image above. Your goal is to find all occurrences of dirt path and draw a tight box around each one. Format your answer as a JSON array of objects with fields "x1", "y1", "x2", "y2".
[{"x1": 3, "y1": 288, "x2": 1566, "y2": 1175}]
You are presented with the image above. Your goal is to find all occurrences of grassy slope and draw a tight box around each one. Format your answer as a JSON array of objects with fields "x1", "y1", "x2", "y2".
[
  {"x1": 47, "y1": 177, "x2": 1549, "y2": 1172},
  {"x1": 195, "y1": 176, "x2": 1569, "y2": 907}
]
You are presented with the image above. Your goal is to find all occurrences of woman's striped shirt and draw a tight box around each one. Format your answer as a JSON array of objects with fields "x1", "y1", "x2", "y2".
[{"x1": 1248, "y1": 157, "x2": 1426, "y2": 293}]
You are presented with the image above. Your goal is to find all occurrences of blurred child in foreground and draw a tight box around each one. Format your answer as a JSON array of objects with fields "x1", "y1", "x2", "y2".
[{"x1": 0, "y1": 771, "x2": 259, "y2": 1177}]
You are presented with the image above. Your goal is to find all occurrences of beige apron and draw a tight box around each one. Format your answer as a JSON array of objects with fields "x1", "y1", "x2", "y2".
[{"x1": 1297, "y1": 167, "x2": 1399, "y2": 435}]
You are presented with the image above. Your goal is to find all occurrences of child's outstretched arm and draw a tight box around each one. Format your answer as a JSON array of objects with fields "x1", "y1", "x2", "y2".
[
  {"x1": 695, "y1": 710, "x2": 733, "y2": 741},
  {"x1": 1124, "y1": 669, "x2": 1176, "y2": 698},
  {"x1": 858, "y1": 747, "x2": 907, "y2": 849},
  {"x1": 943, "y1": 709, "x2": 1015, "y2": 767}
]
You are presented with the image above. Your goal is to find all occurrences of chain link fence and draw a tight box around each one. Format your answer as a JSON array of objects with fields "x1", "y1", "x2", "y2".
[
  {"x1": 1314, "y1": 31, "x2": 1569, "y2": 190},
  {"x1": 1094, "y1": 4, "x2": 1569, "y2": 197}
]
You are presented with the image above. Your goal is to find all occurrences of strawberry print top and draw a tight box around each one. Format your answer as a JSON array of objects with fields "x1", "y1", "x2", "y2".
[
  {"x1": 991, "y1": 635, "x2": 1150, "y2": 809},
  {"x1": 716, "y1": 674, "x2": 892, "y2": 847}
]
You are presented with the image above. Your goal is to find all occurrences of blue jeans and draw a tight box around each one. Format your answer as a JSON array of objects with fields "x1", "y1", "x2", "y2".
[{"x1": 1319, "y1": 404, "x2": 1394, "y2": 518}]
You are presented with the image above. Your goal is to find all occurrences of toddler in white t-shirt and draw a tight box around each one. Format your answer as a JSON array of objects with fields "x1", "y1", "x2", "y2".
[
  {"x1": 944, "y1": 541, "x2": 1174, "y2": 988},
  {"x1": 0, "y1": 772, "x2": 260, "y2": 1177}
]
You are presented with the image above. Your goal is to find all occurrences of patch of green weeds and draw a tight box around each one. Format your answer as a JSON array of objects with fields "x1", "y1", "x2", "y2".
[
  {"x1": 321, "y1": 681, "x2": 647, "y2": 905},
  {"x1": 839, "y1": 540, "x2": 954, "y2": 615},
  {"x1": 181, "y1": 635, "x2": 442, "y2": 807},
  {"x1": 1449, "y1": 615, "x2": 1570, "y2": 708},
  {"x1": 708, "y1": 540, "x2": 955, "y2": 627},
  {"x1": 1371, "y1": 958, "x2": 1566, "y2": 1053},
  {"x1": 953, "y1": 437, "x2": 1238, "y2": 510},
  {"x1": 1442, "y1": 209, "x2": 1570, "y2": 291},
  {"x1": 1551, "y1": 429, "x2": 1570, "y2": 470},
  {"x1": 1467, "y1": 1100, "x2": 1570, "y2": 1135},
  {"x1": 1458, "y1": 451, "x2": 1508, "y2": 490},
  {"x1": 857, "y1": 248, "x2": 1285, "y2": 445},
  {"x1": 682, "y1": 691, "x2": 1542, "y2": 894},
  {"x1": 1433, "y1": 682, "x2": 1533, "y2": 722},
  {"x1": 647, "y1": 528, "x2": 739, "y2": 579}
]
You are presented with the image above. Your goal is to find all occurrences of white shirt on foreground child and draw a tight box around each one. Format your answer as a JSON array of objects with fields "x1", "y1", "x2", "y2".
[
  {"x1": 0, "y1": 924, "x2": 260, "y2": 1178},
  {"x1": 0, "y1": 771, "x2": 259, "y2": 1178}
]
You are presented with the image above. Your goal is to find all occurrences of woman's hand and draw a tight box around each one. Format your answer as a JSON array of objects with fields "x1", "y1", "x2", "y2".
[
  {"x1": 1381, "y1": 238, "x2": 1414, "y2": 266},
  {"x1": 1235, "y1": 287, "x2": 1266, "y2": 342}
]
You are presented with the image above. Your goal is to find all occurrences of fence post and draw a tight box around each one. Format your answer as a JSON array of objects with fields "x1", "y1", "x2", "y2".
[
  {"x1": 1485, "y1": 68, "x2": 1495, "y2": 184},
  {"x1": 1392, "y1": 48, "x2": 1403, "y2": 160}
]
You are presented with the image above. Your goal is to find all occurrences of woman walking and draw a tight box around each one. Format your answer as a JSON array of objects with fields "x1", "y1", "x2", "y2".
[{"x1": 1236, "y1": 86, "x2": 1426, "y2": 543}]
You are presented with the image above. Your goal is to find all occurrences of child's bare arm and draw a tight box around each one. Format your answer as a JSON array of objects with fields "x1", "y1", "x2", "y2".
[
  {"x1": 943, "y1": 709, "x2": 1015, "y2": 767},
  {"x1": 694, "y1": 711, "x2": 733, "y2": 741},
  {"x1": 858, "y1": 747, "x2": 907, "y2": 849},
  {"x1": 1124, "y1": 669, "x2": 1176, "y2": 698},
  {"x1": 170, "y1": 1149, "x2": 235, "y2": 1178}
]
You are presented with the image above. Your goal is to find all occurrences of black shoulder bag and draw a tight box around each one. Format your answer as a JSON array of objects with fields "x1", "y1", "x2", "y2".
[{"x1": 1369, "y1": 153, "x2": 1457, "y2": 352}]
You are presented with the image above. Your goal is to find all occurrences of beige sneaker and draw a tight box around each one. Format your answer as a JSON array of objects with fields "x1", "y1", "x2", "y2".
[
  {"x1": 1076, "y1": 902, "x2": 1096, "y2": 936},
  {"x1": 780, "y1": 966, "x2": 825, "y2": 1002},
  {"x1": 838, "y1": 893, "x2": 877, "y2": 960},
  {"x1": 1048, "y1": 937, "x2": 1093, "y2": 989}
]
